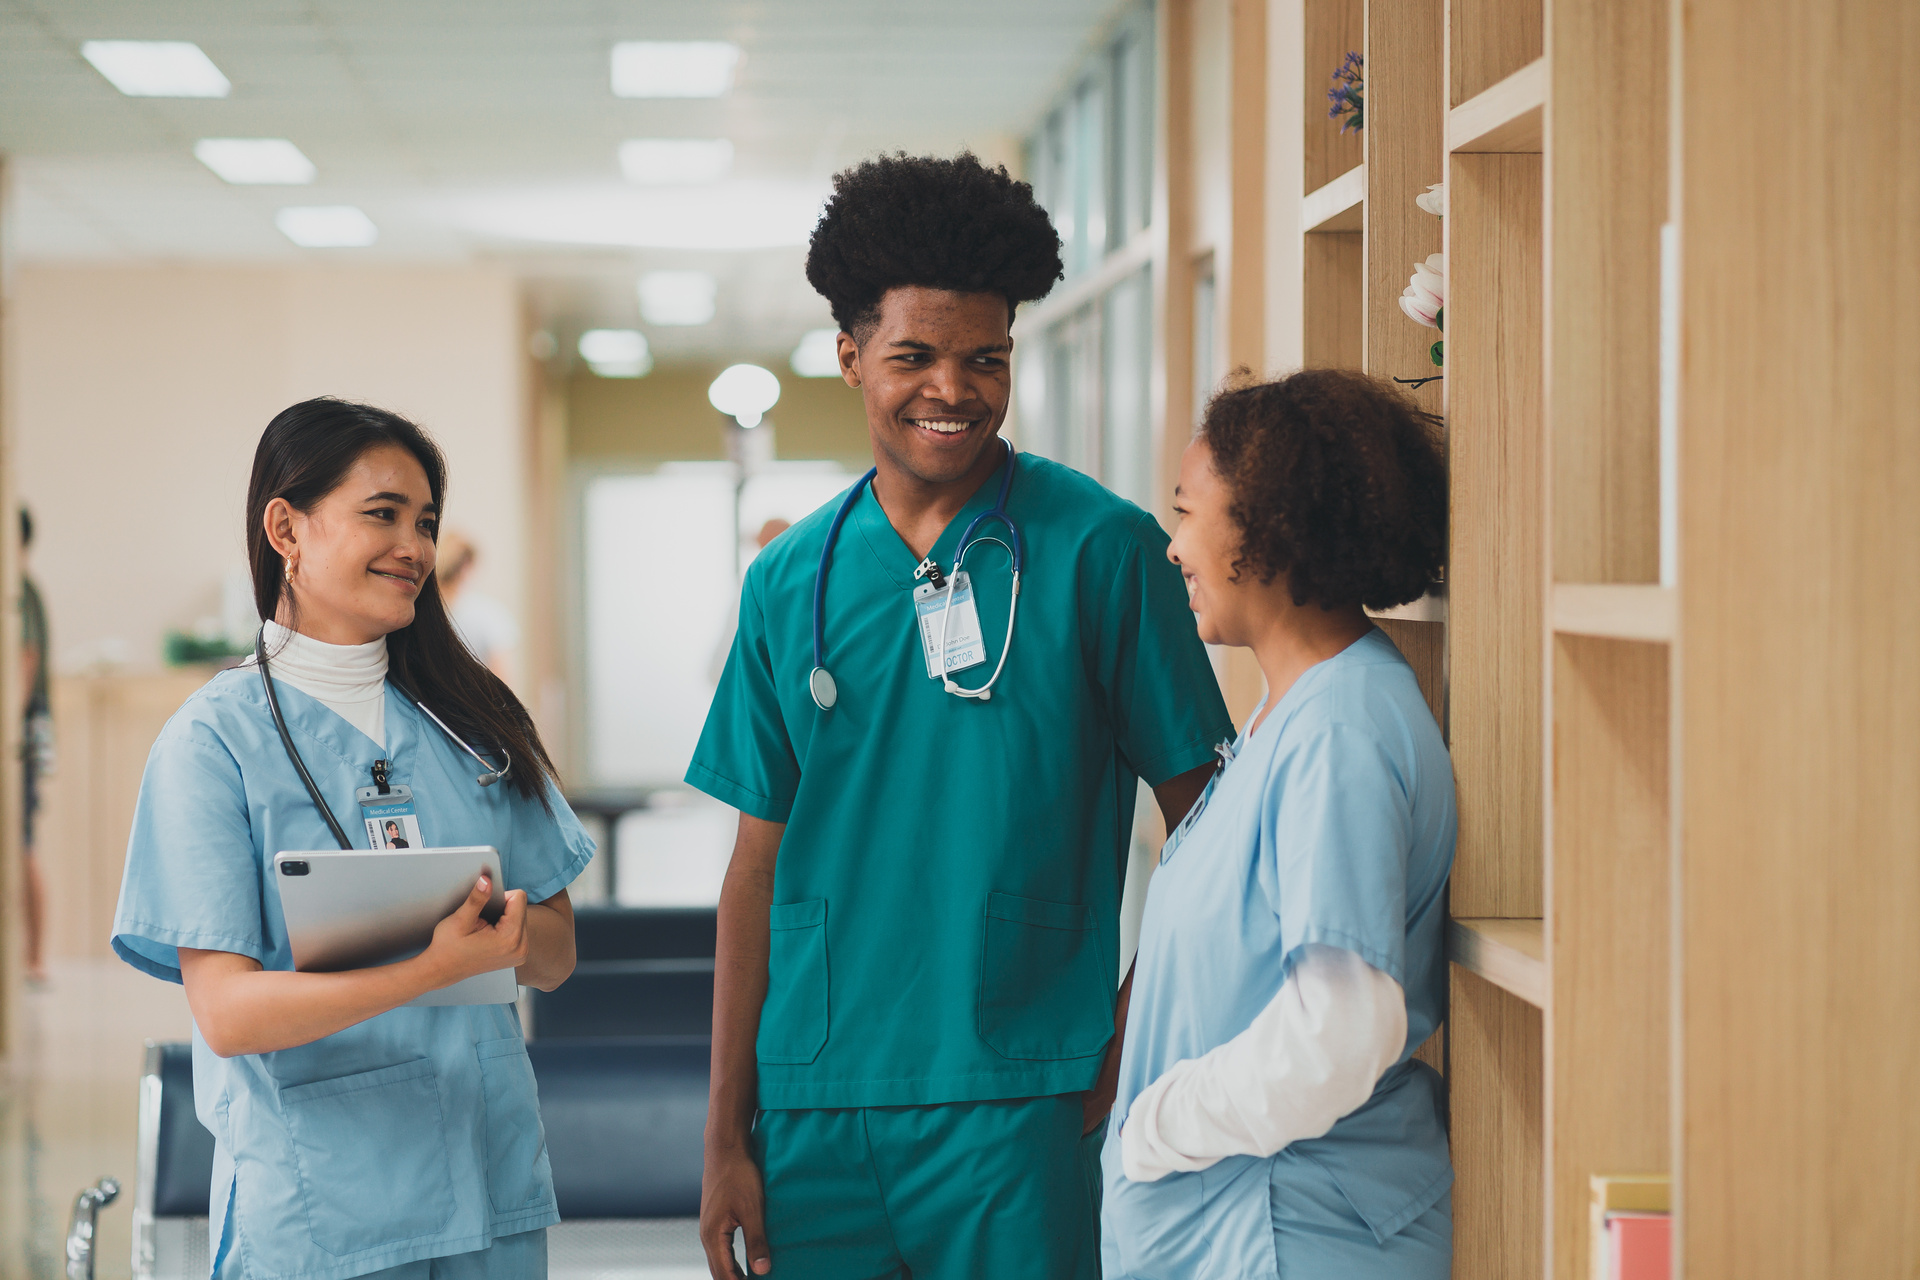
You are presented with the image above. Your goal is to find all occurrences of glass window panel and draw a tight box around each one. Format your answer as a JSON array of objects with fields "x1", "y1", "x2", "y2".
[
  {"x1": 1112, "y1": 10, "x2": 1156, "y2": 242},
  {"x1": 1102, "y1": 267, "x2": 1154, "y2": 507},
  {"x1": 1193, "y1": 265, "x2": 1218, "y2": 426},
  {"x1": 1016, "y1": 324, "x2": 1057, "y2": 460},
  {"x1": 1075, "y1": 75, "x2": 1109, "y2": 270}
]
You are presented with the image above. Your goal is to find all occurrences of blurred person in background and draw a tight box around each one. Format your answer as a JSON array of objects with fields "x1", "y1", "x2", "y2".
[
  {"x1": 1104, "y1": 370, "x2": 1455, "y2": 1280},
  {"x1": 708, "y1": 518, "x2": 792, "y2": 686},
  {"x1": 439, "y1": 529, "x2": 518, "y2": 681},
  {"x1": 19, "y1": 506, "x2": 52, "y2": 988},
  {"x1": 692, "y1": 153, "x2": 1232, "y2": 1280}
]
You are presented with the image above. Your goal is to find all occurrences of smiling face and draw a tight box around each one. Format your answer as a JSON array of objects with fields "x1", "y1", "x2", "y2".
[
  {"x1": 265, "y1": 443, "x2": 440, "y2": 645},
  {"x1": 1168, "y1": 437, "x2": 1272, "y2": 648},
  {"x1": 839, "y1": 285, "x2": 1013, "y2": 488}
]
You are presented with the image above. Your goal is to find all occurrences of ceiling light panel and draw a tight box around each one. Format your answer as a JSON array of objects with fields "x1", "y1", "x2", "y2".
[
  {"x1": 81, "y1": 40, "x2": 230, "y2": 98},
  {"x1": 276, "y1": 206, "x2": 378, "y2": 247},
  {"x1": 619, "y1": 139, "x2": 734, "y2": 186},
  {"x1": 610, "y1": 42, "x2": 740, "y2": 98},
  {"x1": 196, "y1": 139, "x2": 316, "y2": 185},
  {"x1": 578, "y1": 329, "x2": 653, "y2": 378},
  {"x1": 790, "y1": 329, "x2": 842, "y2": 378},
  {"x1": 639, "y1": 271, "x2": 717, "y2": 326}
]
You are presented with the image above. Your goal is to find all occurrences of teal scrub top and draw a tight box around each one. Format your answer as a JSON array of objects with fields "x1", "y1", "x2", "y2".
[
  {"x1": 688, "y1": 451, "x2": 1232, "y2": 1110},
  {"x1": 1101, "y1": 629, "x2": 1456, "y2": 1280},
  {"x1": 112, "y1": 670, "x2": 594, "y2": 1280}
]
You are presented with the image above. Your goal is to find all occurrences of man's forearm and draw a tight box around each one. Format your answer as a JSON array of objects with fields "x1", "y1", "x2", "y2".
[{"x1": 708, "y1": 816, "x2": 783, "y2": 1148}]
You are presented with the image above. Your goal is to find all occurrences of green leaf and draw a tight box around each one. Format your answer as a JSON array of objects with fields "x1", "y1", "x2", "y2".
[
  {"x1": 1430, "y1": 339, "x2": 1444, "y2": 366},
  {"x1": 1435, "y1": 307, "x2": 1444, "y2": 332}
]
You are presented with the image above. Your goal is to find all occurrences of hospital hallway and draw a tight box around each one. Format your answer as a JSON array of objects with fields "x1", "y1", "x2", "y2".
[
  {"x1": 0, "y1": 960, "x2": 192, "y2": 1279},
  {"x1": 0, "y1": 1, "x2": 1915, "y2": 1279}
]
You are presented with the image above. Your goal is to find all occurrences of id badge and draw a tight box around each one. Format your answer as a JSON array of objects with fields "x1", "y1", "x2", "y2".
[
  {"x1": 913, "y1": 571, "x2": 988, "y2": 679},
  {"x1": 357, "y1": 783, "x2": 424, "y2": 849}
]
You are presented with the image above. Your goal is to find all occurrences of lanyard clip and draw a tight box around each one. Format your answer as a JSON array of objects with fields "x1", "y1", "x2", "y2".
[
  {"x1": 370, "y1": 759, "x2": 391, "y2": 795},
  {"x1": 913, "y1": 557, "x2": 948, "y2": 590}
]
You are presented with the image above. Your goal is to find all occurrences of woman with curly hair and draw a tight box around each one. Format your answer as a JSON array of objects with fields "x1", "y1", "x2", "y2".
[{"x1": 1101, "y1": 368, "x2": 1457, "y2": 1279}]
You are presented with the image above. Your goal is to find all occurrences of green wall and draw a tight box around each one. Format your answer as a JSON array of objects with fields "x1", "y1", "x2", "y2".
[{"x1": 567, "y1": 363, "x2": 871, "y2": 468}]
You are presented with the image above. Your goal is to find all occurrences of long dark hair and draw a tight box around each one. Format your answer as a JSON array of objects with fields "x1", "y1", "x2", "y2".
[{"x1": 246, "y1": 397, "x2": 558, "y2": 806}]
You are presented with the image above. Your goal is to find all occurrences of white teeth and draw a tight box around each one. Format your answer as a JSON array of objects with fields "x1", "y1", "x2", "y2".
[{"x1": 910, "y1": 419, "x2": 972, "y2": 434}]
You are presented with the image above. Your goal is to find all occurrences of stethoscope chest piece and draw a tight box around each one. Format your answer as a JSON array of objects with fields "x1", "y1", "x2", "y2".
[{"x1": 809, "y1": 666, "x2": 839, "y2": 711}]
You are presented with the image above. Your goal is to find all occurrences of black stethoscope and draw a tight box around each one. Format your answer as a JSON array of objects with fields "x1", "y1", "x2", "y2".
[
  {"x1": 255, "y1": 631, "x2": 510, "y2": 850},
  {"x1": 807, "y1": 440, "x2": 1025, "y2": 710}
]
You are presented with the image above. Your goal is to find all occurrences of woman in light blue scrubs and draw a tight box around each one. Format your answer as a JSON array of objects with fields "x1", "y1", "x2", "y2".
[
  {"x1": 113, "y1": 399, "x2": 593, "y2": 1280},
  {"x1": 1102, "y1": 369, "x2": 1455, "y2": 1279}
]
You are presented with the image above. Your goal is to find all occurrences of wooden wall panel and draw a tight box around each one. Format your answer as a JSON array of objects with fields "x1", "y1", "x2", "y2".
[
  {"x1": 1303, "y1": 231, "x2": 1364, "y2": 369},
  {"x1": 1304, "y1": 0, "x2": 1365, "y2": 193},
  {"x1": 1444, "y1": 153, "x2": 1543, "y2": 918},
  {"x1": 1447, "y1": 0, "x2": 1542, "y2": 106},
  {"x1": 1376, "y1": 617, "x2": 1444, "y2": 728},
  {"x1": 1450, "y1": 967, "x2": 1544, "y2": 1279},
  {"x1": 1362, "y1": 0, "x2": 1445, "y2": 420},
  {"x1": 1677, "y1": 1, "x2": 1920, "y2": 1277},
  {"x1": 1548, "y1": 636, "x2": 1670, "y2": 1280},
  {"x1": 1547, "y1": 0, "x2": 1666, "y2": 583},
  {"x1": 39, "y1": 674, "x2": 210, "y2": 960}
]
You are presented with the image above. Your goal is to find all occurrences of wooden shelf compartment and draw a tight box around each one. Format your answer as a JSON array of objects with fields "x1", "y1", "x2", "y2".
[
  {"x1": 1553, "y1": 583, "x2": 1674, "y2": 642},
  {"x1": 1448, "y1": 0, "x2": 1543, "y2": 107},
  {"x1": 1303, "y1": 164, "x2": 1364, "y2": 232},
  {"x1": 1449, "y1": 57, "x2": 1545, "y2": 153},
  {"x1": 1451, "y1": 963, "x2": 1544, "y2": 1278},
  {"x1": 1445, "y1": 150, "x2": 1544, "y2": 921},
  {"x1": 1304, "y1": 0, "x2": 1364, "y2": 194},
  {"x1": 1449, "y1": 916, "x2": 1545, "y2": 1007},
  {"x1": 1550, "y1": 633, "x2": 1672, "y2": 1280}
]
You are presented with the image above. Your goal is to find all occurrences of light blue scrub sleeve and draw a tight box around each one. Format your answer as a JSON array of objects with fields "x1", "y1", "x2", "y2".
[
  {"x1": 1094, "y1": 514, "x2": 1234, "y2": 787},
  {"x1": 1268, "y1": 720, "x2": 1414, "y2": 987},
  {"x1": 687, "y1": 569, "x2": 800, "y2": 823},
  {"x1": 508, "y1": 777, "x2": 598, "y2": 903},
  {"x1": 112, "y1": 729, "x2": 265, "y2": 984}
]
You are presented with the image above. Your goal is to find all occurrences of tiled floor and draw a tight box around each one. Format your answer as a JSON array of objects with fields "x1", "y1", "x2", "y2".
[{"x1": 0, "y1": 957, "x2": 194, "y2": 1280}]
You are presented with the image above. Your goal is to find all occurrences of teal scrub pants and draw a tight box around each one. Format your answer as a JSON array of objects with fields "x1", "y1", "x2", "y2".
[
  {"x1": 218, "y1": 1229, "x2": 547, "y2": 1279},
  {"x1": 755, "y1": 1095, "x2": 1102, "y2": 1280}
]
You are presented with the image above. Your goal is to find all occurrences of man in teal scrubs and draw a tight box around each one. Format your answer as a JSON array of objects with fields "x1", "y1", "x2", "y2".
[{"x1": 691, "y1": 153, "x2": 1233, "y2": 1280}]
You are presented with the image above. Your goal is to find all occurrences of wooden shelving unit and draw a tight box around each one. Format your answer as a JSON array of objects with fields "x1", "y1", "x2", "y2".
[
  {"x1": 1296, "y1": 0, "x2": 1680, "y2": 1275},
  {"x1": 1285, "y1": 2, "x2": 1917, "y2": 1274}
]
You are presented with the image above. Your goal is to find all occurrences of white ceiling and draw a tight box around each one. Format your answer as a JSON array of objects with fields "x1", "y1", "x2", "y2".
[{"x1": 0, "y1": 0, "x2": 1116, "y2": 362}]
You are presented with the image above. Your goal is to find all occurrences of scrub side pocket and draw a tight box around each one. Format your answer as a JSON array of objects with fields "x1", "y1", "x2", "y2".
[
  {"x1": 475, "y1": 1037, "x2": 555, "y2": 1215},
  {"x1": 979, "y1": 892, "x2": 1112, "y2": 1060},
  {"x1": 281, "y1": 1058, "x2": 456, "y2": 1257},
  {"x1": 757, "y1": 899, "x2": 829, "y2": 1065}
]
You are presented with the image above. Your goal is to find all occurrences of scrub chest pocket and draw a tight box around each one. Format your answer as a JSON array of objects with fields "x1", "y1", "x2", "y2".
[
  {"x1": 282, "y1": 1058, "x2": 456, "y2": 1257},
  {"x1": 979, "y1": 892, "x2": 1112, "y2": 1060},
  {"x1": 759, "y1": 899, "x2": 830, "y2": 1065}
]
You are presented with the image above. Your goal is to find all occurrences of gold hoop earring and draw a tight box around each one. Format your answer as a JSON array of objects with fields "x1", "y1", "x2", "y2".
[{"x1": 284, "y1": 557, "x2": 295, "y2": 584}]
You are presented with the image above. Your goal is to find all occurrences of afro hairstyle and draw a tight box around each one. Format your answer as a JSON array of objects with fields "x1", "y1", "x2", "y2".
[
  {"x1": 1199, "y1": 367, "x2": 1448, "y2": 612},
  {"x1": 805, "y1": 152, "x2": 1064, "y2": 341}
]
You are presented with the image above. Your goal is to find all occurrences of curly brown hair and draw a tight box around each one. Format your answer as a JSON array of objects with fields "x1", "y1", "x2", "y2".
[{"x1": 1198, "y1": 368, "x2": 1447, "y2": 611}]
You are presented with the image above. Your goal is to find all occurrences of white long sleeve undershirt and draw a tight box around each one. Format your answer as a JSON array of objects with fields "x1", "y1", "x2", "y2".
[
  {"x1": 1120, "y1": 944, "x2": 1407, "y2": 1183},
  {"x1": 245, "y1": 620, "x2": 389, "y2": 748}
]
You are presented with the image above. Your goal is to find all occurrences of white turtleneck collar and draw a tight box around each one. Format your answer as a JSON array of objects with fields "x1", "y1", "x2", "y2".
[{"x1": 248, "y1": 620, "x2": 390, "y2": 747}]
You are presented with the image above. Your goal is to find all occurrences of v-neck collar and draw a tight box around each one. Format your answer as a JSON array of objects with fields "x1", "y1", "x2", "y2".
[{"x1": 850, "y1": 450, "x2": 1012, "y2": 590}]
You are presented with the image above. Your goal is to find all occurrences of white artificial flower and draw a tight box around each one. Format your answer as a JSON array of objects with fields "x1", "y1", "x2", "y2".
[
  {"x1": 1414, "y1": 182, "x2": 1446, "y2": 218},
  {"x1": 1398, "y1": 253, "x2": 1445, "y2": 328}
]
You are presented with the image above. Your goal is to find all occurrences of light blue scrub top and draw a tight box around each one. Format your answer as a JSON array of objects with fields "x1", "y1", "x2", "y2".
[
  {"x1": 112, "y1": 669, "x2": 594, "y2": 1280},
  {"x1": 1102, "y1": 629, "x2": 1456, "y2": 1280}
]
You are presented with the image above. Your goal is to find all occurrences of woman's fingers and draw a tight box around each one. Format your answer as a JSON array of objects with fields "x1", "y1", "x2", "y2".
[{"x1": 449, "y1": 874, "x2": 492, "y2": 928}]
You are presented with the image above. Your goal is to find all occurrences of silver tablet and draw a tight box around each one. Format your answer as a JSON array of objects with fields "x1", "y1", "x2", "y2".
[{"x1": 273, "y1": 846, "x2": 518, "y2": 1007}]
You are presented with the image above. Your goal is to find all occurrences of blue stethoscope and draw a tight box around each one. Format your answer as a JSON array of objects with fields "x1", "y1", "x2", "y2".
[{"x1": 808, "y1": 440, "x2": 1024, "y2": 710}]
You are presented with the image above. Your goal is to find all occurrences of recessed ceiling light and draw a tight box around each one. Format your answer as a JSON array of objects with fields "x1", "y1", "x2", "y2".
[
  {"x1": 790, "y1": 329, "x2": 843, "y2": 378},
  {"x1": 611, "y1": 41, "x2": 740, "y2": 98},
  {"x1": 195, "y1": 138, "x2": 316, "y2": 185},
  {"x1": 81, "y1": 40, "x2": 230, "y2": 97},
  {"x1": 639, "y1": 271, "x2": 717, "y2": 326},
  {"x1": 578, "y1": 329, "x2": 653, "y2": 378},
  {"x1": 276, "y1": 206, "x2": 378, "y2": 248},
  {"x1": 620, "y1": 139, "x2": 734, "y2": 186},
  {"x1": 709, "y1": 364, "x2": 782, "y2": 429}
]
